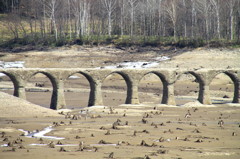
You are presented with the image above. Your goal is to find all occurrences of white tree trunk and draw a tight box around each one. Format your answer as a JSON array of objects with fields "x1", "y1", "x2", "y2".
[
  {"x1": 196, "y1": 0, "x2": 210, "y2": 40},
  {"x1": 191, "y1": 0, "x2": 196, "y2": 38},
  {"x1": 44, "y1": 0, "x2": 58, "y2": 40},
  {"x1": 130, "y1": 5, "x2": 134, "y2": 36},
  {"x1": 42, "y1": 0, "x2": 46, "y2": 36},
  {"x1": 73, "y1": 0, "x2": 89, "y2": 37},
  {"x1": 206, "y1": 15, "x2": 209, "y2": 40},
  {"x1": 210, "y1": 0, "x2": 220, "y2": 39},
  {"x1": 51, "y1": 0, "x2": 58, "y2": 41},
  {"x1": 68, "y1": 0, "x2": 72, "y2": 39},
  {"x1": 158, "y1": 0, "x2": 162, "y2": 36},
  {"x1": 108, "y1": 12, "x2": 112, "y2": 36},
  {"x1": 216, "y1": 5, "x2": 220, "y2": 39},
  {"x1": 165, "y1": 0, "x2": 177, "y2": 41},
  {"x1": 172, "y1": 2, "x2": 176, "y2": 41},
  {"x1": 120, "y1": 0, "x2": 125, "y2": 36},
  {"x1": 128, "y1": 0, "x2": 138, "y2": 37},
  {"x1": 230, "y1": 0, "x2": 234, "y2": 40},
  {"x1": 102, "y1": 0, "x2": 116, "y2": 36},
  {"x1": 182, "y1": 0, "x2": 187, "y2": 37}
]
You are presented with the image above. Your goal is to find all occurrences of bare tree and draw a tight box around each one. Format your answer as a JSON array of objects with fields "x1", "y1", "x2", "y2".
[
  {"x1": 227, "y1": 0, "x2": 237, "y2": 40},
  {"x1": 182, "y1": 0, "x2": 187, "y2": 38},
  {"x1": 67, "y1": 0, "x2": 72, "y2": 39},
  {"x1": 1, "y1": 0, "x2": 240, "y2": 45},
  {"x1": 119, "y1": 0, "x2": 128, "y2": 36},
  {"x1": 157, "y1": 0, "x2": 163, "y2": 36},
  {"x1": 196, "y1": 0, "x2": 211, "y2": 40},
  {"x1": 210, "y1": 0, "x2": 220, "y2": 39},
  {"x1": 44, "y1": 0, "x2": 59, "y2": 41},
  {"x1": 191, "y1": 0, "x2": 197, "y2": 38},
  {"x1": 164, "y1": 0, "x2": 178, "y2": 41},
  {"x1": 128, "y1": 0, "x2": 139, "y2": 37},
  {"x1": 101, "y1": 0, "x2": 117, "y2": 36},
  {"x1": 3, "y1": 14, "x2": 20, "y2": 39},
  {"x1": 72, "y1": 0, "x2": 90, "y2": 38}
]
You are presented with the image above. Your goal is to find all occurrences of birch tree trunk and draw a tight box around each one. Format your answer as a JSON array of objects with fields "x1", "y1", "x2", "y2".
[
  {"x1": 128, "y1": 0, "x2": 138, "y2": 37},
  {"x1": 210, "y1": 0, "x2": 220, "y2": 39},
  {"x1": 101, "y1": 0, "x2": 117, "y2": 36},
  {"x1": 196, "y1": 0, "x2": 210, "y2": 40},
  {"x1": 229, "y1": 0, "x2": 235, "y2": 40},
  {"x1": 158, "y1": 0, "x2": 163, "y2": 36},
  {"x1": 191, "y1": 0, "x2": 196, "y2": 38},
  {"x1": 45, "y1": 0, "x2": 58, "y2": 41},
  {"x1": 51, "y1": 0, "x2": 58, "y2": 41},
  {"x1": 68, "y1": 0, "x2": 72, "y2": 39},
  {"x1": 130, "y1": 1, "x2": 134, "y2": 37},
  {"x1": 73, "y1": 0, "x2": 89, "y2": 38},
  {"x1": 165, "y1": 0, "x2": 177, "y2": 41},
  {"x1": 120, "y1": 0, "x2": 127, "y2": 36},
  {"x1": 182, "y1": 0, "x2": 187, "y2": 38}
]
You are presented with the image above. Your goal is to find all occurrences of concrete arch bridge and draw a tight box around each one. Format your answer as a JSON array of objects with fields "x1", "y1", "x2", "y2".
[{"x1": 0, "y1": 68, "x2": 239, "y2": 110}]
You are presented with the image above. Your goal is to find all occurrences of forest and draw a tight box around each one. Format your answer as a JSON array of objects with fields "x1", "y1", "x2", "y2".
[{"x1": 0, "y1": 0, "x2": 240, "y2": 48}]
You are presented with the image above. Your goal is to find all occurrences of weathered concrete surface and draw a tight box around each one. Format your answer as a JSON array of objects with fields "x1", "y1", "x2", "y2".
[{"x1": 0, "y1": 68, "x2": 239, "y2": 109}]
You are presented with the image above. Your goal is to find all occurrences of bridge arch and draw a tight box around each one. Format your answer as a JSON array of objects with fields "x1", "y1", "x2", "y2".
[
  {"x1": 1, "y1": 68, "x2": 239, "y2": 109},
  {"x1": 209, "y1": 71, "x2": 239, "y2": 103},
  {"x1": 102, "y1": 71, "x2": 131, "y2": 84},
  {"x1": 0, "y1": 71, "x2": 18, "y2": 96},
  {"x1": 175, "y1": 71, "x2": 204, "y2": 105},
  {"x1": 101, "y1": 71, "x2": 130, "y2": 106},
  {"x1": 138, "y1": 71, "x2": 167, "y2": 104},
  {"x1": 209, "y1": 71, "x2": 239, "y2": 84},
  {"x1": 176, "y1": 71, "x2": 205, "y2": 85},
  {"x1": 27, "y1": 71, "x2": 58, "y2": 89},
  {"x1": 140, "y1": 71, "x2": 168, "y2": 83},
  {"x1": 25, "y1": 71, "x2": 57, "y2": 108},
  {"x1": 64, "y1": 71, "x2": 93, "y2": 108}
]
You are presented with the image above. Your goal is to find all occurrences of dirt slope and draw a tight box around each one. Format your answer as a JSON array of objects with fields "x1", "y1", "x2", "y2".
[{"x1": 0, "y1": 92, "x2": 60, "y2": 118}]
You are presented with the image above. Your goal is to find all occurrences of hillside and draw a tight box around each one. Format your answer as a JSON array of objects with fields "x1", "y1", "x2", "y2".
[{"x1": 0, "y1": 92, "x2": 60, "y2": 118}]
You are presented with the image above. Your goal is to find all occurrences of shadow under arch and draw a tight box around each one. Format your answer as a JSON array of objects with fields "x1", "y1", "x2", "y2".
[
  {"x1": 174, "y1": 71, "x2": 204, "y2": 105},
  {"x1": 209, "y1": 71, "x2": 238, "y2": 104},
  {"x1": 0, "y1": 72, "x2": 18, "y2": 96},
  {"x1": 101, "y1": 71, "x2": 129, "y2": 106},
  {"x1": 138, "y1": 72, "x2": 166, "y2": 104},
  {"x1": 25, "y1": 71, "x2": 56, "y2": 109},
  {"x1": 64, "y1": 72, "x2": 92, "y2": 108}
]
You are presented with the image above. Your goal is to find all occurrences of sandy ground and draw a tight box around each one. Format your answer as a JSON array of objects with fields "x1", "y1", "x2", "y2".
[
  {"x1": 0, "y1": 92, "x2": 60, "y2": 117},
  {"x1": 0, "y1": 46, "x2": 240, "y2": 159},
  {"x1": 0, "y1": 105, "x2": 240, "y2": 159},
  {"x1": 0, "y1": 46, "x2": 239, "y2": 69}
]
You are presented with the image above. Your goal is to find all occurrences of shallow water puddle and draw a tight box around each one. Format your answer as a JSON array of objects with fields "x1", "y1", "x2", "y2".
[
  {"x1": 200, "y1": 152, "x2": 235, "y2": 156},
  {"x1": 90, "y1": 144, "x2": 117, "y2": 146},
  {"x1": 1, "y1": 143, "x2": 78, "y2": 147},
  {"x1": 18, "y1": 126, "x2": 65, "y2": 140},
  {"x1": 0, "y1": 144, "x2": 8, "y2": 147},
  {"x1": 29, "y1": 144, "x2": 78, "y2": 147}
]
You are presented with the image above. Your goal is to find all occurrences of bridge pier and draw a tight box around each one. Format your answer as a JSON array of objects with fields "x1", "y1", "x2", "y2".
[
  {"x1": 233, "y1": 81, "x2": 239, "y2": 103},
  {"x1": 126, "y1": 80, "x2": 140, "y2": 104},
  {"x1": 1, "y1": 68, "x2": 239, "y2": 109},
  {"x1": 14, "y1": 86, "x2": 26, "y2": 99},
  {"x1": 13, "y1": 78, "x2": 26, "y2": 100},
  {"x1": 88, "y1": 80, "x2": 103, "y2": 106},
  {"x1": 198, "y1": 83, "x2": 211, "y2": 105},
  {"x1": 162, "y1": 83, "x2": 176, "y2": 105},
  {"x1": 50, "y1": 80, "x2": 66, "y2": 110}
]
